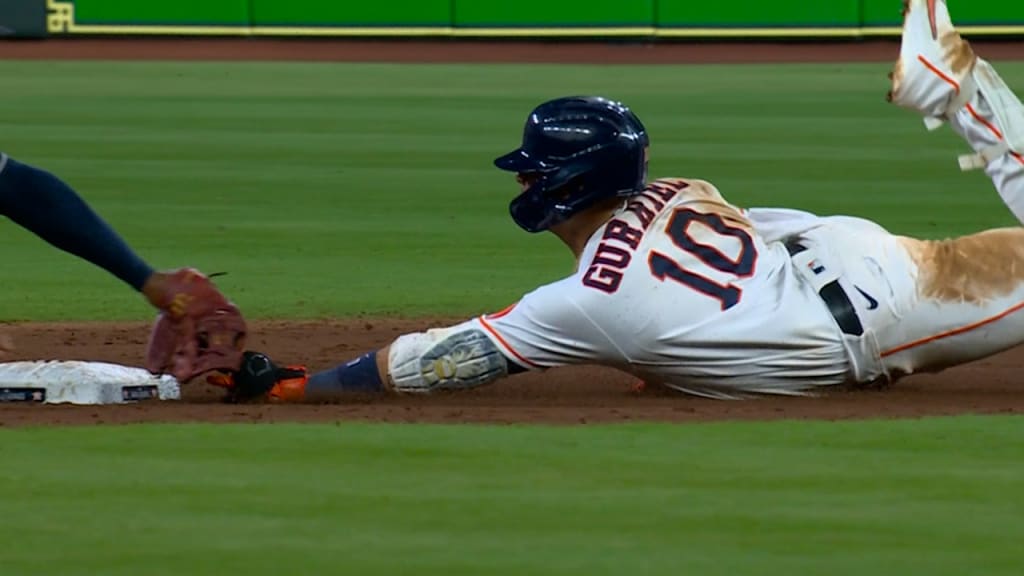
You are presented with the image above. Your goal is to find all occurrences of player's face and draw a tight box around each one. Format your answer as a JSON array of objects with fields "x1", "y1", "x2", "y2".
[{"x1": 516, "y1": 173, "x2": 540, "y2": 192}]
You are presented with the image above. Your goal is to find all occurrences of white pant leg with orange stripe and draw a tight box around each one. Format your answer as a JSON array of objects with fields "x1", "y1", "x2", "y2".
[
  {"x1": 870, "y1": 226, "x2": 1024, "y2": 381},
  {"x1": 869, "y1": 0, "x2": 1024, "y2": 380},
  {"x1": 945, "y1": 81, "x2": 1024, "y2": 219}
]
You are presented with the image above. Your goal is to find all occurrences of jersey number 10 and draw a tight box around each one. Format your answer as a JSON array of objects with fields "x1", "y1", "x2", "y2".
[{"x1": 648, "y1": 209, "x2": 758, "y2": 310}]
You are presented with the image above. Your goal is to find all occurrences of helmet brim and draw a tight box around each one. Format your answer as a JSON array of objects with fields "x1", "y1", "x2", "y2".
[{"x1": 493, "y1": 149, "x2": 550, "y2": 173}]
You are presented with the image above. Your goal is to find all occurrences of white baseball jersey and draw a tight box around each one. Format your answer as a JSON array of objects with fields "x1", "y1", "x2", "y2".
[
  {"x1": 466, "y1": 178, "x2": 852, "y2": 398},
  {"x1": 419, "y1": 42, "x2": 1024, "y2": 398},
  {"x1": 399, "y1": 81, "x2": 1024, "y2": 398}
]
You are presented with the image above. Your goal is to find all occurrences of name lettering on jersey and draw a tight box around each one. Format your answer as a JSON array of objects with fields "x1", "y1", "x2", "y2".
[
  {"x1": 582, "y1": 180, "x2": 688, "y2": 294},
  {"x1": 603, "y1": 219, "x2": 642, "y2": 250}
]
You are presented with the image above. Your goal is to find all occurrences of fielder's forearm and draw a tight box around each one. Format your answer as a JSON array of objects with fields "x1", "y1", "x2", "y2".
[{"x1": 0, "y1": 155, "x2": 155, "y2": 291}]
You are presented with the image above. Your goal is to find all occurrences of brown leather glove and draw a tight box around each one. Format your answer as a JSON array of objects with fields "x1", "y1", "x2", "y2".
[{"x1": 143, "y1": 268, "x2": 248, "y2": 382}]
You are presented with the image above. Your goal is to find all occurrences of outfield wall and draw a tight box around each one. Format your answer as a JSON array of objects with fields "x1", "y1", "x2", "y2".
[{"x1": 28, "y1": 0, "x2": 1024, "y2": 38}]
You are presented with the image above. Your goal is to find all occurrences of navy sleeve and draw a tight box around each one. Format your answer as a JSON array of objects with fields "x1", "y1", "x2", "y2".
[{"x1": 0, "y1": 155, "x2": 155, "y2": 291}]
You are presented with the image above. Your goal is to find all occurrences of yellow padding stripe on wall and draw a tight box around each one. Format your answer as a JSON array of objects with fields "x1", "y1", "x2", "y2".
[
  {"x1": 45, "y1": 0, "x2": 1024, "y2": 37},
  {"x1": 46, "y1": 25, "x2": 1024, "y2": 37}
]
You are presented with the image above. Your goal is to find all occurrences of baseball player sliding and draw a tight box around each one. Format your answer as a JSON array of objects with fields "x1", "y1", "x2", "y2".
[{"x1": 216, "y1": 0, "x2": 1024, "y2": 402}]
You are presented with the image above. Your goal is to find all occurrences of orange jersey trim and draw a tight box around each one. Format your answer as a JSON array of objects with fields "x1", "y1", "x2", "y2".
[
  {"x1": 881, "y1": 300, "x2": 1024, "y2": 357},
  {"x1": 478, "y1": 315, "x2": 542, "y2": 369},
  {"x1": 485, "y1": 303, "x2": 517, "y2": 321}
]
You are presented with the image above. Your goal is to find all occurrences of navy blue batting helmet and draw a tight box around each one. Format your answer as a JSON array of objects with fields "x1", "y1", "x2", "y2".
[{"x1": 494, "y1": 96, "x2": 650, "y2": 233}]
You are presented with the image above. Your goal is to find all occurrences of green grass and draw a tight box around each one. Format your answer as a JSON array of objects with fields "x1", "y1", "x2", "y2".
[
  {"x1": 0, "y1": 60, "x2": 1021, "y2": 320},
  {"x1": 3, "y1": 59, "x2": 1024, "y2": 574},
  {"x1": 0, "y1": 416, "x2": 1021, "y2": 575}
]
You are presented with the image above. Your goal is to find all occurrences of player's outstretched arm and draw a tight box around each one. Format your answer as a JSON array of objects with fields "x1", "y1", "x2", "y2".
[
  {"x1": 0, "y1": 156, "x2": 157, "y2": 294},
  {"x1": 0, "y1": 156, "x2": 249, "y2": 376},
  {"x1": 302, "y1": 346, "x2": 393, "y2": 398},
  {"x1": 219, "y1": 323, "x2": 526, "y2": 403},
  {"x1": 304, "y1": 323, "x2": 525, "y2": 399},
  {"x1": 0, "y1": 156, "x2": 235, "y2": 317}
]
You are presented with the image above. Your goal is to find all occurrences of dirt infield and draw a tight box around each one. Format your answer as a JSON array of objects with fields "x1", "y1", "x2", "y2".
[
  {"x1": 1, "y1": 319, "x2": 1023, "y2": 427},
  {"x1": 1, "y1": 37, "x2": 1023, "y2": 426}
]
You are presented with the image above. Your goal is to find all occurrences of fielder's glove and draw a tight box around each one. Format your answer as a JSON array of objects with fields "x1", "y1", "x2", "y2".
[
  {"x1": 207, "y1": 351, "x2": 308, "y2": 403},
  {"x1": 144, "y1": 268, "x2": 248, "y2": 382}
]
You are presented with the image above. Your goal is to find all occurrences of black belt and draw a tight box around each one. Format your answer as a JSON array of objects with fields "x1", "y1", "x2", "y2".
[{"x1": 785, "y1": 240, "x2": 864, "y2": 336}]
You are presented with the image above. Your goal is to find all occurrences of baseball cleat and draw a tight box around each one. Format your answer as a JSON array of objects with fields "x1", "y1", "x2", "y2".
[
  {"x1": 887, "y1": 0, "x2": 977, "y2": 121},
  {"x1": 888, "y1": 0, "x2": 1024, "y2": 170}
]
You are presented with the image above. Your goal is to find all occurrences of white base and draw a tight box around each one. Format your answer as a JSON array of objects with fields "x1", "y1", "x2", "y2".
[{"x1": 0, "y1": 361, "x2": 180, "y2": 405}]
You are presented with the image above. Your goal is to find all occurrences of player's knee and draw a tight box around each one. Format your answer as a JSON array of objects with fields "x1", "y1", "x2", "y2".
[{"x1": 387, "y1": 327, "x2": 510, "y2": 393}]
